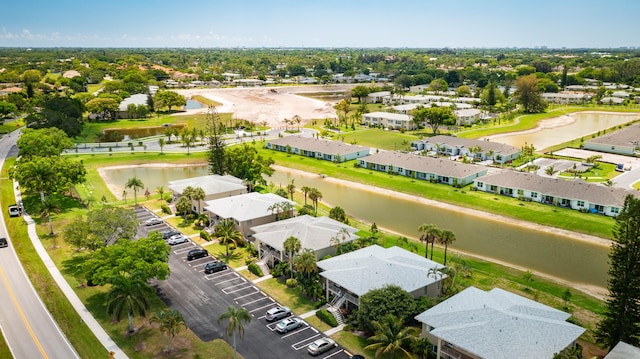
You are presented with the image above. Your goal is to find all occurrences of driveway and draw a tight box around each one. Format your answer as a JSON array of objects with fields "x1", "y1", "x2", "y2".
[
  {"x1": 553, "y1": 148, "x2": 640, "y2": 188},
  {"x1": 135, "y1": 208, "x2": 350, "y2": 359}
]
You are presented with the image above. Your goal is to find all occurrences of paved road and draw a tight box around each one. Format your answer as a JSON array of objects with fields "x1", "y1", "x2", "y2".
[
  {"x1": 0, "y1": 133, "x2": 79, "y2": 359},
  {"x1": 135, "y1": 208, "x2": 350, "y2": 359}
]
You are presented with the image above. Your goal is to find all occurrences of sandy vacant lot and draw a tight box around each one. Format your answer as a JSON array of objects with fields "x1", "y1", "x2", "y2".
[{"x1": 176, "y1": 84, "x2": 357, "y2": 127}]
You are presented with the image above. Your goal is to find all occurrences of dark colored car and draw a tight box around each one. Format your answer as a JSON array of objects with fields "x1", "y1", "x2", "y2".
[
  {"x1": 187, "y1": 248, "x2": 208, "y2": 261},
  {"x1": 0, "y1": 237, "x2": 7, "y2": 248},
  {"x1": 204, "y1": 261, "x2": 227, "y2": 274},
  {"x1": 161, "y1": 229, "x2": 181, "y2": 239}
]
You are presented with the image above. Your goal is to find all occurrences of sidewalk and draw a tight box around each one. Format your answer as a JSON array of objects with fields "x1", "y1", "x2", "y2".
[{"x1": 13, "y1": 180, "x2": 129, "y2": 359}]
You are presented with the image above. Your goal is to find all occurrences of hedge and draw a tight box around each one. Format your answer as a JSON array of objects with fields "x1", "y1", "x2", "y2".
[
  {"x1": 316, "y1": 309, "x2": 338, "y2": 327},
  {"x1": 248, "y1": 263, "x2": 263, "y2": 277}
]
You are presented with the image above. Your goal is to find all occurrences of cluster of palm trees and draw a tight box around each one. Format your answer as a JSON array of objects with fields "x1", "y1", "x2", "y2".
[
  {"x1": 282, "y1": 115, "x2": 302, "y2": 132},
  {"x1": 364, "y1": 314, "x2": 431, "y2": 359},
  {"x1": 281, "y1": 235, "x2": 321, "y2": 297},
  {"x1": 175, "y1": 185, "x2": 206, "y2": 217},
  {"x1": 417, "y1": 223, "x2": 457, "y2": 266}
]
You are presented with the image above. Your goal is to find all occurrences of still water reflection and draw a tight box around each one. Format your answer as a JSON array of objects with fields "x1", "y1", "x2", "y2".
[{"x1": 104, "y1": 165, "x2": 609, "y2": 289}]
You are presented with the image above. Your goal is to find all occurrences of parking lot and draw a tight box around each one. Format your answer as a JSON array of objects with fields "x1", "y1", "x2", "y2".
[{"x1": 135, "y1": 206, "x2": 350, "y2": 358}]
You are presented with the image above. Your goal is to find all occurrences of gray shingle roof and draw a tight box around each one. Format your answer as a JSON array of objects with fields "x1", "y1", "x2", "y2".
[
  {"x1": 268, "y1": 136, "x2": 370, "y2": 156},
  {"x1": 418, "y1": 135, "x2": 520, "y2": 157},
  {"x1": 415, "y1": 286, "x2": 585, "y2": 359},
  {"x1": 605, "y1": 342, "x2": 640, "y2": 359},
  {"x1": 250, "y1": 215, "x2": 359, "y2": 252},
  {"x1": 477, "y1": 171, "x2": 634, "y2": 207},
  {"x1": 168, "y1": 175, "x2": 245, "y2": 196},
  {"x1": 584, "y1": 121, "x2": 640, "y2": 147},
  {"x1": 317, "y1": 245, "x2": 445, "y2": 297},
  {"x1": 360, "y1": 151, "x2": 486, "y2": 178}
]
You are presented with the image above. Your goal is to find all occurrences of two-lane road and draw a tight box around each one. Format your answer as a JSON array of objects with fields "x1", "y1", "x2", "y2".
[{"x1": 0, "y1": 132, "x2": 79, "y2": 359}]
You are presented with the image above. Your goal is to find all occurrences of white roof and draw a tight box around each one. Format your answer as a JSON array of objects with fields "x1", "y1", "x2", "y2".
[
  {"x1": 363, "y1": 111, "x2": 411, "y2": 121},
  {"x1": 168, "y1": 175, "x2": 245, "y2": 196},
  {"x1": 250, "y1": 215, "x2": 359, "y2": 252},
  {"x1": 119, "y1": 94, "x2": 148, "y2": 111},
  {"x1": 415, "y1": 286, "x2": 585, "y2": 359},
  {"x1": 605, "y1": 342, "x2": 640, "y2": 359},
  {"x1": 204, "y1": 192, "x2": 295, "y2": 222},
  {"x1": 317, "y1": 245, "x2": 445, "y2": 297},
  {"x1": 455, "y1": 108, "x2": 482, "y2": 117}
]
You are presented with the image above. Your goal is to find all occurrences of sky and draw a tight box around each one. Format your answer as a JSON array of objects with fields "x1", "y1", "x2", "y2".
[{"x1": 1, "y1": 0, "x2": 639, "y2": 48}]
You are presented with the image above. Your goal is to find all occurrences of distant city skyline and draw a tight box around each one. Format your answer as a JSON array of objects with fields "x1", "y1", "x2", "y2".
[{"x1": 1, "y1": 0, "x2": 639, "y2": 49}]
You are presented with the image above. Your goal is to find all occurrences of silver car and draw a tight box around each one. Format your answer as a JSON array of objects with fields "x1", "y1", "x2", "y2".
[
  {"x1": 167, "y1": 234, "x2": 188, "y2": 245},
  {"x1": 265, "y1": 306, "x2": 291, "y2": 322},
  {"x1": 275, "y1": 317, "x2": 303, "y2": 333},
  {"x1": 307, "y1": 338, "x2": 336, "y2": 356}
]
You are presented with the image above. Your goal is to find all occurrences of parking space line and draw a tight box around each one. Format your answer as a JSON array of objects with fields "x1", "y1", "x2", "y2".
[
  {"x1": 249, "y1": 301, "x2": 275, "y2": 313},
  {"x1": 223, "y1": 284, "x2": 253, "y2": 294},
  {"x1": 233, "y1": 288, "x2": 259, "y2": 300},
  {"x1": 241, "y1": 295, "x2": 269, "y2": 306},
  {"x1": 292, "y1": 334, "x2": 321, "y2": 350},
  {"x1": 266, "y1": 322, "x2": 278, "y2": 331},
  {"x1": 322, "y1": 349, "x2": 345, "y2": 359},
  {"x1": 219, "y1": 279, "x2": 247, "y2": 290},
  {"x1": 211, "y1": 273, "x2": 239, "y2": 283},
  {"x1": 281, "y1": 325, "x2": 311, "y2": 339}
]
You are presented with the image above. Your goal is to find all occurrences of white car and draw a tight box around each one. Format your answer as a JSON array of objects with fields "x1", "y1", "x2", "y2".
[
  {"x1": 275, "y1": 317, "x2": 304, "y2": 333},
  {"x1": 265, "y1": 306, "x2": 291, "y2": 322},
  {"x1": 307, "y1": 338, "x2": 336, "y2": 356},
  {"x1": 167, "y1": 234, "x2": 188, "y2": 245},
  {"x1": 144, "y1": 217, "x2": 163, "y2": 226}
]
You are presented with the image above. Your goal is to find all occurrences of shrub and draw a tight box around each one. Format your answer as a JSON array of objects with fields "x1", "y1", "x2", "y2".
[
  {"x1": 313, "y1": 300, "x2": 326, "y2": 309},
  {"x1": 200, "y1": 230, "x2": 210, "y2": 241},
  {"x1": 285, "y1": 278, "x2": 298, "y2": 288},
  {"x1": 160, "y1": 203, "x2": 172, "y2": 214},
  {"x1": 316, "y1": 309, "x2": 338, "y2": 327},
  {"x1": 248, "y1": 263, "x2": 263, "y2": 277}
]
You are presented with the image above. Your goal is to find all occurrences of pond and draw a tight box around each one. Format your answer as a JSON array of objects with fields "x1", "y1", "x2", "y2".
[
  {"x1": 485, "y1": 112, "x2": 639, "y2": 150},
  {"x1": 103, "y1": 165, "x2": 610, "y2": 290},
  {"x1": 184, "y1": 99, "x2": 205, "y2": 110},
  {"x1": 101, "y1": 124, "x2": 186, "y2": 142}
]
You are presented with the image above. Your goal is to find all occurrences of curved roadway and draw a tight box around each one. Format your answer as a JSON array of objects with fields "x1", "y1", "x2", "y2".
[{"x1": 0, "y1": 133, "x2": 79, "y2": 359}]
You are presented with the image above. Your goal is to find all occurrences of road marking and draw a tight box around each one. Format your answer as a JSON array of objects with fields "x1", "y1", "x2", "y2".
[
  {"x1": 241, "y1": 295, "x2": 270, "y2": 306},
  {"x1": 249, "y1": 301, "x2": 275, "y2": 313},
  {"x1": 212, "y1": 273, "x2": 239, "y2": 283},
  {"x1": 0, "y1": 264, "x2": 48, "y2": 359},
  {"x1": 233, "y1": 288, "x2": 260, "y2": 300},
  {"x1": 220, "y1": 279, "x2": 248, "y2": 291},
  {"x1": 281, "y1": 325, "x2": 310, "y2": 339},
  {"x1": 292, "y1": 334, "x2": 321, "y2": 350},
  {"x1": 322, "y1": 349, "x2": 344, "y2": 359}
]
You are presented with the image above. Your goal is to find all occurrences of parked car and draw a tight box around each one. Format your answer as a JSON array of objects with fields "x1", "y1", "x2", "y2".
[
  {"x1": 0, "y1": 237, "x2": 7, "y2": 248},
  {"x1": 187, "y1": 248, "x2": 208, "y2": 261},
  {"x1": 204, "y1": 261, "x2": 227, "y2": 274},
  {"x1": 160, "y1": 229, "x2": 181, "y2": 239},
  {"x1": 265, "y1": 306, "x2": 291, "y2": 322},
  {"x1": 144, "y1": 217, "x2": 163, "y2": 226},
  {"x1": 307, "y1": 338, "x2": 336, "y2": 356},
  {"x1": 167, "y1": 234, "x2": 189, "y2": 245},
  {"x1": 7, "y1": 205, "x2": 20, "y2": 217},
  {"x1": 275, "y1": 317, "x2": 304, "y2": 333}
]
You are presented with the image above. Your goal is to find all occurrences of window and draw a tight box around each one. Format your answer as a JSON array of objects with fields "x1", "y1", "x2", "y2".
[
  {"x1": 476, "y1": 182, "x2": 484, "y2": 188},
  {"x1": 531, "y1": 192, "x2": 538, "y2": 198},
  {"x1": 577, "y1": 200, "x2": 584, "y2": 207},
  {"x1": 517, "y1": 189, "x2": 524, "y2": 195},
  {"x1": 612, "y1": 207, "x2": 620, "y2": 214}
]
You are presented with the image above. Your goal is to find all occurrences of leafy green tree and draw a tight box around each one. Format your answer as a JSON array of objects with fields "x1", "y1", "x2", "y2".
[
  {"x1": 329, "y1": 206, "x2": 349, "y2": 224},
  {"x1": 150, "y1": 309, "x2": 186, "y2": 353},
  {"x1": 455, "y1": 85, "x2": 472, "y2": 97},
  {"x1": 597, "y1": 195, "x2": 640, "y2": 349},
  {"x1": 125, "y1": 176, "x2": 144, "y2": 204},
  {"x1": 356, "y1": 285, "x2": 416, "y2": 334},
  {"x1": 175, "y1": 195, "x2": 192, "y2": 217},
  {"x1": 364, "y1": 314, "x2": 418, "y2": 359},
  {"x1": 225, "y1": 144, "x2": 274, "y2": 191},
  {"x1": 412, "y1": 106, "x2": 455, "y2": 135},
  {"x1": 283, "y1": 236, "x2": 301, "y2": 277},
  {"x1": 16, "y1": 128, "x2": 75, "y2": 158},
  {"x1": 107, "y1": 275, "x2": 154, "y2": 334},
  {"x1": 154, "y1": 91, "x2": 186, "y2": 112},
  {"x1": 215, "y1": 218, "x2": 242, "y2": 258},
  {"x1": 218, "y1": 306, "x2": 252, "y2": 359},
  {"x1": 428, "y1": 78, "x2": 448, "y2": 93},
  {"x1": 514, "y1": 74, "x2": 547, "y2": 113},
  {"x1": 295, "y1": 248, "x2": 317, "y2": 279},
  {"x1": 351, "y1": 85, "x2": 371, "y2": 103},
  {"x1": 207, "y1": 106, "x2": 227, "y2": 175},
  {"x1": 63, "y1": 206, "x2": 139, "y2": 250},
  {"x1": 85, "y1": 97, "x2": 119, "y2": 120},
  {"x1": 0, "y1": 101, "x2": 18, "y2": 118},
  {"x1": 10, "y1": 155, "x2": 86, "y2": 202},
  {"x1": 21, "y1": 69, "x2": 42, "y2": 84}
]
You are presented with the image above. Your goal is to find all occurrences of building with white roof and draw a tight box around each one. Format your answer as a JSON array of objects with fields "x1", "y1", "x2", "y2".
[
  {"x1": 411, "y1": 135, "x2": 521, "y2": 164},
  {"x1": 204, "y1": 193, "x2": 296, "y2": 237},
  {"x1": 168, "y1": 175, "x2": 246, "y2": 214},
  {"x1": 361, "y1": 111, "x2": 415, "y2": 130},
  {"x1": 118, "y1": 94, "x2": 149, "y2": 118},
  {"x1": 266, "y1": 136, "x2": 370, "y2": 162},
  {"x1": 605, "y1": 342, "x2": 640, "y2": 359},
  {"x1": 250, "y1": 215, "x2": 359, "y2": 265},
  {"x1": 583, "y1": 122, "x2": 640, "y2": 155},
  {"x1": 415, "y1": 286, "x2": 585, "y2": 359},
  {"x1": 317, "y1": 245, "x2": 446, "y2": 312}
]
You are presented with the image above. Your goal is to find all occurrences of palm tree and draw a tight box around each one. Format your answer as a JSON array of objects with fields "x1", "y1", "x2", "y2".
[
  {"x1": 364, "y1": 314, "x2": 418, "y2": 359},
  {"x1": 301, "y1": 186, "x2": 311, "y2": 205},
  {"x1": 125, "y1": 176, "x2": 144, "y2": 205},
  {"x1": 283, "y1": 236, "x2": 301, "y2": 277},
  {"x1": 158, "y1": 137, "x2": 166, "y2": 154},
  {"x1": 217, "y1": 306, "x2": 252, "y2": 359},
  {"x1": 308, "y1": 188, "x2": 323, "y2": 216},
  {"x1": 438, "y1": 229, "x2": 457, "y2": 266},
  {"x1": 545, "y1": 165, "x2": 557, "y2": 176},
  {"x1": 192, "y1": 187, "x2": 206, "y2": 214},
  {"x1": 418, "y1": 223, "x2": 440, "y2": 260},
  {"x1": 40, "y1": 194, "x2": 60, "y2": 236},
  {"x1": 293, "y1": 114, "x2": 302, "y2": 131},
  {"x1": 215, "y1": 219, "x2": 242, "y2": 258},
  {"x1": 156, "y1": 186, "x2": 166, "y2": 203},
  {"x1": 295, "y1": 248, "x2": 317, "y2": 279},
  {"x1": 106, "y1": 276, "x2": 154, "y2": 334},
  {"x1": 286, "y1": 180, "x2": 296, "y2": 201},
  {"x1": 150, "y1": 309, "x2": 186, "y2": 353}
]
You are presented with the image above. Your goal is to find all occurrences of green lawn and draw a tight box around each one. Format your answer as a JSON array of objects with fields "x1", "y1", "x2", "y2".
[{"x1": 255, "y1": 278, "x2": 319, "y2": 315}]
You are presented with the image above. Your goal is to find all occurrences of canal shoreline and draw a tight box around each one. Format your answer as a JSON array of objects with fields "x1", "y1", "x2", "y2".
[{"x1": 97, "y1": 162, "x2": 610, "y2": 299}]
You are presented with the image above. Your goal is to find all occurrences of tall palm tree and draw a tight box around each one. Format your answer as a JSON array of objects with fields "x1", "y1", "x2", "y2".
[
  {"x1": 295, "y1": 248, "x2": 317, "y2": 279},
  {"x1": 215, "y1": 219, "x2": 242, "y2": 258},
  {"x1": 155, "y1": 186, "x2": 165, "y2": 203},
  {"x1": 150, "y1": 309, "x2": 186, "y2": 353},
  {"x1": 218, "y1": 306, "x2": 252, "y2": 359},
  {"x1": 283, "y1": 236, "x2": 301, "y2": 277},
  {"x1": 40, "y1": 194, "x2": 60, "y2": 236},
  {"x1": 438, "y1": 229, "x2": 457, "y2": 266},
  {"x1": 301, "y1": 186, "x2": 311, "y2": 205},
  {"x1": 308, "y1": 188, "x2": 323, "y2": 216},
  {"x1": 286, "y1": 180, "x2": 296, "y2": 201},
  {"x1": 106, "y1": 276, "x2": 154, "y2": 334},
  {"x1": 125, "y1": 176, "x2": 144, "y2": 205},
  {"x1": 418, "y1": 223, "x2": 440, "y2": 260},
  {"x1": 158, "y1": 137, "x2": 166, "y2": 154},
  {"x1": 192, "y1": 187, "x2": 206, "y2": 214},
  {"x1": 364, "y1": 314, "x2": 418, "y2": 359}
]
